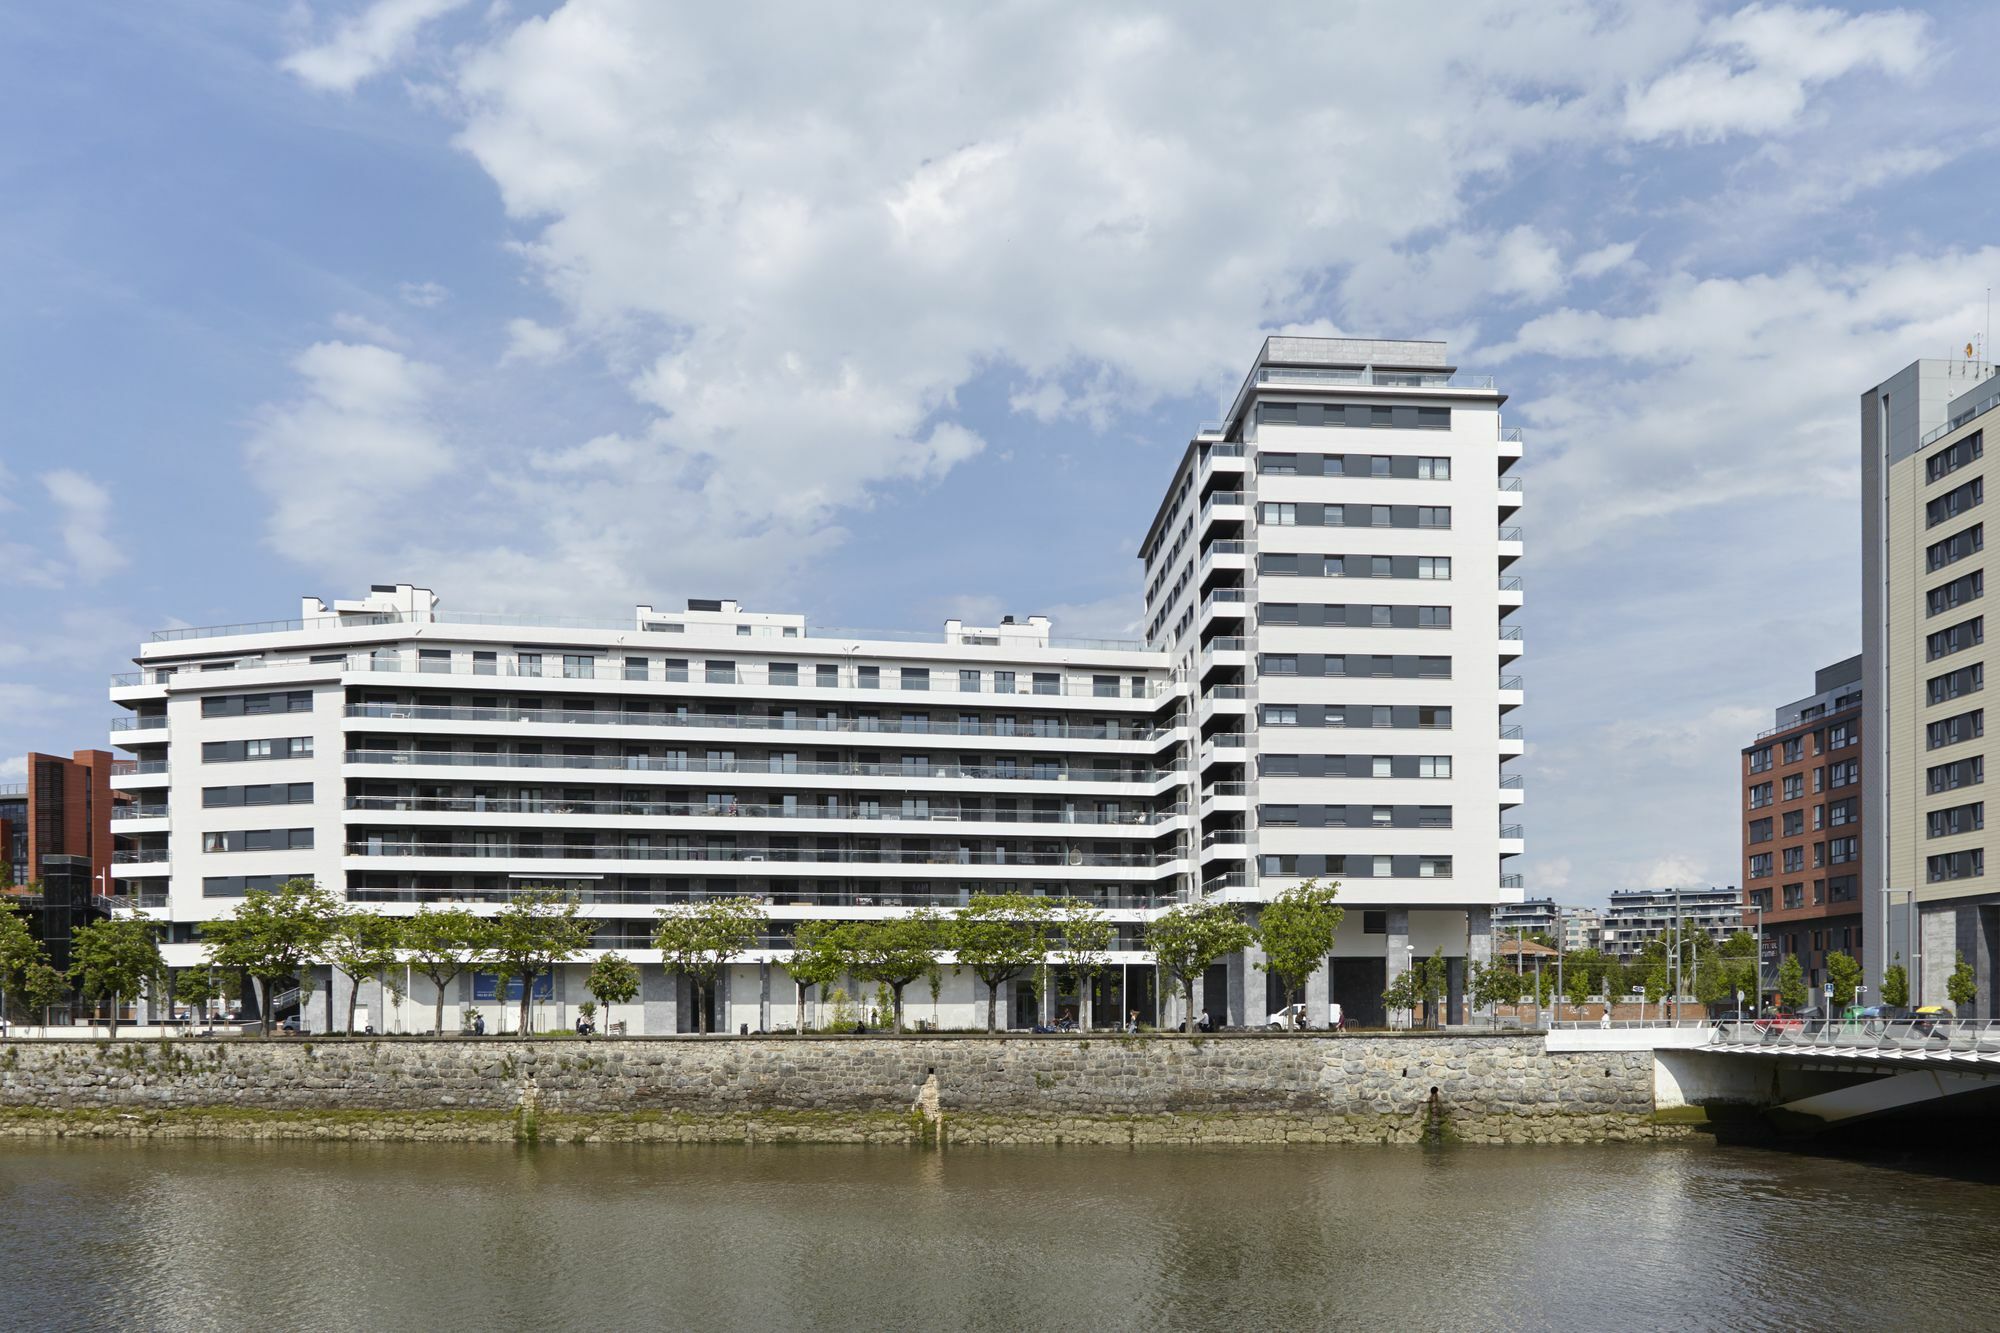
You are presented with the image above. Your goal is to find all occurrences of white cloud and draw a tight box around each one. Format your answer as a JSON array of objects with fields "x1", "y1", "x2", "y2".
[
  {"x1": 1625, "y1": 3, "x2": 1932, "y2": 142},
  {"x1": 398, "y1": 280, "x2": 450, "y2": 308},
  {"x1": 283, "y1": 0, "x2": 472, "y2": 93},
  {"x1": 40, "y1": 470, "x2": 125, "y2": 582},
  {"x1": 1572, "y1": 241, "x2": 1637, "y2": 281},
  {"x1": 0, "y1": 756, "x2": 23, "y2": 783},
  {"x1": 332, "y1": 310, "x2": 405, "y2": 346},
  {"x1": 244, "y1": 341, "x2": 454, "y2": 571},
  {"x1": 0, "y1": 459, "x2": 17, "y2": 512},
  {"x1": 500, "y1": 316, "x2": 566, "y2": 363}
]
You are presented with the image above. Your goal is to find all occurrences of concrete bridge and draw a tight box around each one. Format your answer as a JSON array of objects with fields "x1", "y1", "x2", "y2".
[{"x1": 1548, "y1": 1019, "x2": 2000, "y2": 1131}]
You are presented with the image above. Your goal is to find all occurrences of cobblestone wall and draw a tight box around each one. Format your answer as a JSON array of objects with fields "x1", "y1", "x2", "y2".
[{"x1": 0, "y1": 1035, "x2": 1667, "y2": 1144}]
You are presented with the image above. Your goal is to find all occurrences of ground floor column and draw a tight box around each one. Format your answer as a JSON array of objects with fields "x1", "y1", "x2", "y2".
[
  {"x1": 1384, "y1": 909, "x2": 1411, "y2": 1028},
  {"x1": 640, "y1": 963, "x2": 677, "y2": 1036},
  {"x1": 1304, "y1": 957, "x2": 1330, "y2": 1028},
  {"x1": 758, "y1": 961, "x2": 772, "y2": 1033}
]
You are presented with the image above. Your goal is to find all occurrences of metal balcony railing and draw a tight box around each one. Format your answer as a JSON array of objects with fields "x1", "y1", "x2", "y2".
[
  {"x1": 1500, "y1": 477, "x2": 1523, "y2": 492},
  {"x1": 346, "y1": 795, "x2": 1186, "y2": 826},
  {"x1": 110, "y1": 716, "x2": 166, "y2": 731},
  {"x1": 345, "y1": 703, "x2": 1170, "y2": 743},
  {"x1": 109, "y1": 760, "x2": 169, "y2": 776},
  {"x1": 347, "y1": 842, "x2": 1182, "y2": 869},
  {"x1": 344, "y1": 750, "x2": 1182, "y2": 784},
  {"x1": 1501, "y1": 726, "x2": 1524, "y2": 740},
  {"x1": 1498, "y1": 526, "x2": 1523, "y2": 541},
  {"x1": 1499, "y1": 576, "x2": 1523, "y2": 591},
  {"x1": 112, "y1": 849, "x2": 169, "y2": 864},
  {"x1": 1500, "y1": 775, "x2": 1523, "y2": 788},
  {"x1": 111, "y1": 804, "x2": 169, "y2": 821},
  {"x1": 1499, "y1": 676, "x2": 1523, "y2": 691},
  {"x1": 1501, "y1": 825, "x2": 1524, "y2": 839}
]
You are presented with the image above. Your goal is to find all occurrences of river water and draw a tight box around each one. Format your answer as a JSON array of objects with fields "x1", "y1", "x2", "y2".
[{"x1": 1, "y1": 1139, "x2": 1995, "y2": 1331}]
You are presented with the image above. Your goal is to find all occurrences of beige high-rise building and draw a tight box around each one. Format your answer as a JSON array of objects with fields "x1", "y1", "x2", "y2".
[{"x1": 1861, "y1": 355, "x2": 2000, "y2": 1015}]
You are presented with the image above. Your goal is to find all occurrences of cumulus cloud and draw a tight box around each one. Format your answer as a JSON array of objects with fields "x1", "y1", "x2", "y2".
[
  {"x1": 283, "y1": 0, "x2": 471, "y2": 93},
  {"x1": 332, "y1": 310, "x2": 405, "y2": 346},
  {"x1": 500, "y1": 317, "x2": 566, "y2": 364},
  {"x1": 398, "y1": 280, "x2": 450, "y2": 308},
  {"x1": 41, "y1": 470, "x2": 125, "y2": 582},
  {"x1": 244, "y1": 341, "x2": 454, "y2": 571},
  {"x1": 1572, "y1": 242, "x2": 1638, "y2": 281},
  {"x1": 1626, "y1": 3, "x2": 1932, "y2": 142}
]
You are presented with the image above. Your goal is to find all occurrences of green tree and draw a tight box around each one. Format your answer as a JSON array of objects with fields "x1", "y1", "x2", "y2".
[
  {"x1": 951, "y1": 893, "x2": 1052, "y2": 1032},
  {"x1": 325, "y1": 911, "x2": 403, "y2": 1034},
  {"x1": 0, "y1": 899, "x2": 48, "y2": 1021},
  {"x1": 1051, "y1": 900, "x2": 1114, "y2": 1033},
  {"x1": 1826, "y1": 951, "x2": 1864, "y2": 1011},
  {"x1": 487, "y1": 891, "x2": 592, "y2": 1039},
  {"x1": 585, "y1": 953, "x2": 640, "y2": 1031},
  {"x1": 1563, "y1": 960, "x2": 1591, "y2": 1009},
  {"x1": 652, "y1": 897, "x2": 768, "y2": 1035},
  {"x1": 1882, "y1": 957, "x2": 1911, "y2": 1009},
  {"x1": 1469, "y1": 958, "x2": 1525, "y2": 1017},
  {"x1": 16, "y1": 960, "x2": 69, "y2": 1030},
  {"x1": 1146, "y1": 902, "x2": 1254, "y2": 1035},
  {"x1": 1411, "y1": 948, "x2": 1449, "y2": 1028},
  {"x1": 1254, "y1": 878, "x2": 1344, "y2": 1027},
  {"x1": 172, "y1": 966, "x2": 222, "y2": 1028},
  {"x1": 845, "y1": 910, "x2": 945, "y2": 1033},
  {"x1": 68, "y1": 917, "x2": 162, "y2": 1037},
  {"x1": 1382, "y1": 965, "x2": 1422, "y2": 1025},
  {"x1": 401, "y1": 906, "x2": 491, "y2": 1035},
  {"x1": 1948, "y1": 951, "x2": 1978, "y2": 1011},
  {"x1": 1776, "y1": 953, "x2": 1808, "y2": 1012},
  {"x1": 786, "y1": 919, "x2": 852, "y2": 1034},
  {"x1": 199, "y1": 878, "x2": 341, "y2": 1035}
]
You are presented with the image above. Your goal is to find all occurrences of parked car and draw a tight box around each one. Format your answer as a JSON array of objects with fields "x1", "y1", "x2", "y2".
[
  {"x1": 278, "y1": 1016, "x2": 302, "y2": 1034},
  {"x1": 1266, "y1": 1003, "x2": 1307, "y2": 1030}
]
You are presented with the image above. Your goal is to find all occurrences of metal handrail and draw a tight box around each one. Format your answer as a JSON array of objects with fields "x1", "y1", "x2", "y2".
[
  {"x1": 344, "y1": 703, "x2": 1170, "y2": 742},
  {"x1": 1498, "y1": 526, "x2": 1523, "y2": 541},
  {"x1": 347, "y1": 842, "x2": 1182, "y2": 869},
  {"x1": 346, "y1": 795, "x2": 1185, "y2": 826},
  {"x1": 1710, "y1": 1015, "x2": 2000, "y2": 1055},
  {"x1": 344, "y1": 750, "x2": 1182, "y2": 783}
]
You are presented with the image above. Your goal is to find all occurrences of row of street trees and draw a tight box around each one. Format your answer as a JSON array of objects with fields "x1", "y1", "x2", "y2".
[{"x1": 2, "y1": 898, "x2": 166, "y2": 1036}]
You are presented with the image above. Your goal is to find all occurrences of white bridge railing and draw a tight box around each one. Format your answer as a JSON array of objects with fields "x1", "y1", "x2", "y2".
[{"x1": 1709, "y1": 1017, "x2": 2000, "y2": 1062}]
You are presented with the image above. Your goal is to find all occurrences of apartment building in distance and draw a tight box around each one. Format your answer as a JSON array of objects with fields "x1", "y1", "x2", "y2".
[
  {"x1": 1740, "y1": 656, "x2": 1864, "y2": 993},
  {"x1": 1598, "y1": 887, "x2": 1742, "y2": 964},
  {"x1": 107, "y1": 336, "x2": 1525, "y2": 1034},
  {"x1": 1495, "y1": 897, "x2": 1559, "y2": 940},
  {"x1": 1862, "y1": 356, "x2": 2000, "y2": 1016},
  {"x1": 1, "y1": 749, "x2": 127, "y2": 979}
]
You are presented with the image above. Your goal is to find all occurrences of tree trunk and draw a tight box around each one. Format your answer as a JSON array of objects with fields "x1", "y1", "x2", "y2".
[
  {"x1": 518, "y1": 973, "x2": 534, "y2": 1040},
  {"x1": 891, "y1": 983, "x2": 906, "y2": 1034},
  {"x1": 985, "y1": 978, "x2": 998, "y2": 1033},
  {"x1": 259, "y1": 977, "x2": 273, "y2": 1036},
  {"x1": 698, "y1": 980, "x2": 710, "y2": 1034},
  {"x1": 107, "y1": 992, "x2": 120, "y2": 1039},
  {"x1": 434, "y1": 980, "x2": 447, "y2": 1038},
  {"x1": 795, "y1": 978, "x2": 806, "y2": 1035},
  {"x1": 1080, "y1": 976, "x2": 1091, "y2": 1033},
  {"x1": 1183, "y1": 978, "x2": 1197, "y2": 1035},
  {"x1": 344, "y1": 976, "x2": 360, "y2": 1035}
]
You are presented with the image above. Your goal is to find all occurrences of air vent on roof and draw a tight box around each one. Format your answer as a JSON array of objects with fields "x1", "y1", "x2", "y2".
[{"x1": 687, "y1": 598, "x2": 723, "y2": 612}]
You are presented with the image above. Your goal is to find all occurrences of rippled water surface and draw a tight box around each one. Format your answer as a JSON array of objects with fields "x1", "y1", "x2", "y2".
[{"x1": 2, "y1": 1139, "x2": 1997, "y2": 1331}]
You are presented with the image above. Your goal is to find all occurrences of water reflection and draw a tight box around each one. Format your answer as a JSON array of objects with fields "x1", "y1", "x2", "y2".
[{"x1": 2, "y1": 1141, "x2": 1996, "y2": 1332}]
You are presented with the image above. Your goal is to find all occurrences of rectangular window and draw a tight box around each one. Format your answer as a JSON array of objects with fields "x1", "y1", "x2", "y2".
[
  {"x1": 623, "y1": 656, "x2": 649, "y2": 682},
  {"x1": 1416, "y1": 457, "x2": 1450, "y2": 480},
  {"x1": 1927, "y1": 849, "x2": 1985, "y2": 883},
  {"x1": 517, "y1": 653, "x2": 541, "y2": 677},
  {"x1": 769, "y1": 661, "x2": 798, "y2": 687},
  {"x1": 1747, "y1": 746, "x2": 1772, "y2": 773},
  {"x1": 1260, "y1": 503, "x2": 1297, "y2": 525},
  {"x1": 993, "y1": 671, "x2": 1015, "y2": 694},
  {"x1": 1748, "y1": 818, "x2": 1773, "y2": 843},
  {"x1": 1828, "y1": 759, "x2": 1857, "y2": 787},
  {"x1": 473, "y1": 651, "x2": 497, "y2": 676},
  {"x1": 1926, "y1": 523, "x2": 1983, "y2": 572},
  {"x1": 1748, "y1": 782, "x2": 1773, "y2": 809},
  {"x1": 1262, "y1": 705, "x2": 1298, "y2": 726},
  {"x1": 1782, "y1": 810, "x2": 1804, "y2": 837},
  {"x1": 1927, "y1": 617, "x2": 1984, "y2": 661},
  {"x1": 1782, "y1": 774, "x2": 1804, "y2": 801},
  {"x1": 1928, "y1": 755, "x2": 1984, "y2": 793},
  {"x1": 1926, "y1": 476, "x2": 1983, "y2": 527},
  {"x1": 1418, "y1": 756, "x2": 1451, "y2": 778},
  {"x1": 1927, "y1": 570, "x2": 1984, "y2": 617},
  {"x1": 1927, "y1": 709, "x2": 1984, "y2": 750},
  {"x1": 1417, "y1": 607, "x2": 1450, "y2": 628},
  {"x1": 901, "y1": 667, "x2": 930, "y2": 692},
  {"x1": 858, "y1": 666, "x2": 880, "y2": 690},
  {"x1": 1414, "y1": 507, "x2": 1450, "y2": 528},
  {"x1": 1928, "y1": 662, "x2": 1984, "y2": 705},
  {"x1": 1261, "y1": 655, "x2": 1298, "y2": 675},
  {"x1": 1827, "y1": 722, "x2": 1854, "y2": 749},
  {"x1": 1749, "y1": 853, "x2": 1772, "y2": 879},
  {"x1": 1260, "y1": 453, "x2": 1298, "y2": 475},
  {"x1": 816, "y1": 664, "x2": 839, "y2": 689},
  {"x1": 1783, "y1": 736, "x2": 1804, "y2": 763},
  {"x1": 705, "y1": 660, "x2": 735, "y2": 684},
  {"x1": 1782, "y1": 847, "x2": 1804, "y2": 873},
  {"x1": 959, "y1": 669, "x2": 981, "y2": 693},
  {"x1": 1416, "y1": 557, "x2": 1450, "y2": 580},
  {"x1": 1927, "y1": 802, "x2": 1984, "y2": 838},
  {"x1": 1032, "y1": 673, "x2": 1059, "y2": 696},
  {"x1": 1926, "y1": 431, "x2": 1983, "y2": 483}
]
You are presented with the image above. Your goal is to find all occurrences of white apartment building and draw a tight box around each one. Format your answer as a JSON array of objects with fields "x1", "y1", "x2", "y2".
[
  {"x1": 109, "y1": 336, "x2": 1524, "y2": 1032},
  {"x1": 1139, "y1": 335, "x2": 1522, "y2": 1025}
]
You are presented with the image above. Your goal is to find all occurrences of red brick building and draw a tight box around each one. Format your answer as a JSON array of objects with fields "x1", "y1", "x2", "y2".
[
  {"x1": 0, "y1": 749, "x2": 123, "y2": 889},
  {"x1": 1740, "y1": 657, "x2": 1864, "y2": 997}
]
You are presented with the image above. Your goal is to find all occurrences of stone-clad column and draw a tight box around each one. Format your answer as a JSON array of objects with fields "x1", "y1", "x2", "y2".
[
  {"x1": 1304, "y1": 955, "x2": 1331, "y2": 1027},
  {"x1": 759, "y1": 961, "x2": 772, "y2": 1033},
  {"x1": 1384, "y1": 909, "x2": 1411, "y2": 1026},
  {"x1": 640, "y1": 963, "x2": 676, "y2": 1036},
  {"x1": 1467, "y1": 905, "x2": 1493, "y2": 967}
]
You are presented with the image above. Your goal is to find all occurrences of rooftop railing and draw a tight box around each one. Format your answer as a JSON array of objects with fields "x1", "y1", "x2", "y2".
[
  {"x1": 147, "y1": 608, "x2": 1153, "y2": 653},
  {"x1": 1919, "y1": 378, "x2": 2000, "y2": 447},
  {"x1": 1253, "y1": 367, "x2": 1497, "y2": 390}
]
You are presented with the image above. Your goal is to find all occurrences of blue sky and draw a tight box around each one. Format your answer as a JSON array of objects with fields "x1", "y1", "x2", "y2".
[{"x1": 2, "y1": 1, "x2": 1996, "y2": 904}]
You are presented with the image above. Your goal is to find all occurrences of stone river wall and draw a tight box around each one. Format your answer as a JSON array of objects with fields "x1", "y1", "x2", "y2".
[{"x1": 0, "y1": 1034, "x2": 1683, "y2": 1145}]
